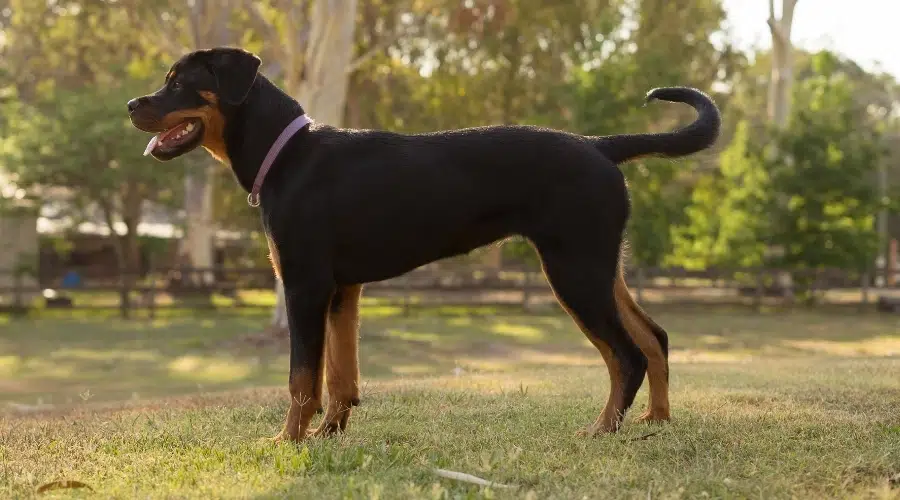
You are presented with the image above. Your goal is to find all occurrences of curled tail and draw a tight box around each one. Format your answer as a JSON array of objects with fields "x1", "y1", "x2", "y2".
[{"x1": 593, "y1": 87, "x2": 721, "y2": 164}]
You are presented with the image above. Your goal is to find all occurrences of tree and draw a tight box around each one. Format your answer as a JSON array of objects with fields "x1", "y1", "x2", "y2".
[
  {"x1": 766, "y1": 0, "x2": 799, "y2": 293},
  {"x1": 0, "y1": 0, "x2": 182, "y2": 316},
  {"x1": 0, "y1": 84, "x2": 182, "y2": 314},
  {"x1": 668, "y1": 120, "x2": 769, "y2": 269},
  {"x1": 671, "y1": 51, "x2": 894, "y2": 284},
  {"x1": 761, "y1": 53, "x2": 887, "y2": 275},
  {"x1": 767, "y1": 0, "x2": 799, "y2": 127}
]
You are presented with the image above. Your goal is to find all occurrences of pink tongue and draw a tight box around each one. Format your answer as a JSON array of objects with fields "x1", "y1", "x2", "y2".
[{"x1": 143, "y1": 135, "x2": 160, "y2": 156}]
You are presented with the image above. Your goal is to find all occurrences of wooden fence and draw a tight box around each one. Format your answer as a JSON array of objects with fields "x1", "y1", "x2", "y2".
[{"x1": 0, "y1": 264, "x2": 895, "y2": 318}]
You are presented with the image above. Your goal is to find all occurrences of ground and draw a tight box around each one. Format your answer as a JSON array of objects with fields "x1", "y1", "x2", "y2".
[{"x1": 1, "y1": 306, "x2": 899, "y2": 498}]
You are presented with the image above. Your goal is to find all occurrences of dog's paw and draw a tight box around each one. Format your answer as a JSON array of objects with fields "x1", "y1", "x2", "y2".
[
  {"x1": 269, "y1": 429, "x2": 305, "y2": 445},
  {"x1": 575, "y1": 427, "x2": 593, "y2": 438},
  {"x1": 309, "y1": 421, "x2": 345, "y2": 438},
  {"x1": 635, "y1": 409, "x2": 670, "y2": 424}
]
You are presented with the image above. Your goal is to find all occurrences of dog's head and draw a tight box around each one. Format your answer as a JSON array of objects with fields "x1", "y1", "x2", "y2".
[{"x1": 127, "y1": 47, "x2": 261, "y2": 162}]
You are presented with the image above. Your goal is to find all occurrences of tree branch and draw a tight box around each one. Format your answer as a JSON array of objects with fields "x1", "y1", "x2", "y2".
[
  {"x1": 344, "y1": 28, "x2": 404, "y2": 75},
  {"x1": 766, "y1": 0, "x2": 782, "y2": 41},
  {"x1": 766, "y1": 17, "x2": 784, "y2": 44},
  {"x1": 244, "y1": 0, "x2": 288, "y2": 79},
  {"x1": 107, "y1": 3, "x2": 182, "y2": 56},
  {"x1": 782, "y1": 0, "x2": 798, "y2": 40},
  {"x1": 244, "y1": 0, "x2": 277, "y2": 37},
  {"x1": 187, "y1": 2, "x2": 202, "y2": 48},
  {"x1": 308, "y1": 0, "x2": 445, "y2": 96}
]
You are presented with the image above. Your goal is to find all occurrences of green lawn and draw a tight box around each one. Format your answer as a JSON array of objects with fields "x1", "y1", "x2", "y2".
[{"x1": 1, "y1": 308, "x2": 899, "y2": 498}]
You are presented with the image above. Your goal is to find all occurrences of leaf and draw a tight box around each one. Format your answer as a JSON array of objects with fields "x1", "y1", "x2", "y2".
[
  {"x1": 36, "y1": 480, "x2": 94, "y2": 493},
  {"x1": 433, "y1": 468, "x2": 512, "y2": 489}
]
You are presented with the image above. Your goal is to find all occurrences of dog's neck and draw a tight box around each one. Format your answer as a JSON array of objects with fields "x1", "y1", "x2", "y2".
[{"x1": 223, "y1": 75, "x2": 309, "y2": 193}]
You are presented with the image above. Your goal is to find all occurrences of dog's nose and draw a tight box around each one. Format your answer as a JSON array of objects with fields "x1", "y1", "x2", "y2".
[{"x1": 127, "y1": 98, "x2": 143, "y2": 114}]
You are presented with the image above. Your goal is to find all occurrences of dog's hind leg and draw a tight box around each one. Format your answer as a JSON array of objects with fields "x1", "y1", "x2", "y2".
[
  {"x1": 536, "y1": 243, "x2": 648, "y2": 435},
  {"x1": 613, "y1": 266, "x2": 670, "y2": 423},
  {"x1": 311, "y1": 284, "x2": 363, "y2": 436}
]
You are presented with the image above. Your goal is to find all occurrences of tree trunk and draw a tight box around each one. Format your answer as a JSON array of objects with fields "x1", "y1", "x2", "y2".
[
  {"x1": 183, "y1": 163, "x2": 216, "y2": 285},
  {"x1": 767, "y1": 0, "x2": 798, "y2": 128},
  {"x1": 180, "y1": 1, "x2": 234, "y2": 287},
  {"x1": 99, "y1": 193, "x2": 142, "y2": 319},
  {"x1": 270, "y1": 0, "x2": 359, "y2": 332},
  {"x1": 767, "y1": 0, "x2": 799, "y2": 298}
]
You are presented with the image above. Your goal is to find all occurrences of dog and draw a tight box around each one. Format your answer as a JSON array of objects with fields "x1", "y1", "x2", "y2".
[{"x1": 127, "y1": 47, "x2": 720, "y2": 442}]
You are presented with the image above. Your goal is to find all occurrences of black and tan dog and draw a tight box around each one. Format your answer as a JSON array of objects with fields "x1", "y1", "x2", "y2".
[{"x1": 127, "y1": 47, "x2": 720, "y2": 443}]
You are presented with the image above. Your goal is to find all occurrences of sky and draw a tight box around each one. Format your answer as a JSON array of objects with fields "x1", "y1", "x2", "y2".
[{"x1": 722, "y1": 0, "x2": 899, "y2": 78}]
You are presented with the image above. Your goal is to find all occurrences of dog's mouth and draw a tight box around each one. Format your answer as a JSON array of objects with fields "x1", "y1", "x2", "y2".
[{"x1": 143, "y1": 119, "x2": 204, "y2": 160}]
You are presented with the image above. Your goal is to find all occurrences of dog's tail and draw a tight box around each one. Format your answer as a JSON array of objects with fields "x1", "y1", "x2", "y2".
[{"x1": 592, "y1": 87, "x2": 721, "y2": 164}]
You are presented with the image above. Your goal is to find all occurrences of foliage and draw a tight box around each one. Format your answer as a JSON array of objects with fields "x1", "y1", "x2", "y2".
[
  {"x1": 0, "y1": 1, "x2": 898, "y2": 276},
  {"x1": 763, "y1": 53, "x2": 887, "y2": 271},
  {"x1": 671, "y1": 51, "x2": 893, "y2": 274},
  {"x1": 669, "y1": 120, "x2": 769, "y2": 269},
  {"x1": 0, "y1": 83, "x2": 183, "y2": 272}
]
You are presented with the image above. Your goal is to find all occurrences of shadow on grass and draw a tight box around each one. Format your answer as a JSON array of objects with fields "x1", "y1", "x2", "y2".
[{"x1": 0, "y1": 307, "x2": 897, "y2": 408}]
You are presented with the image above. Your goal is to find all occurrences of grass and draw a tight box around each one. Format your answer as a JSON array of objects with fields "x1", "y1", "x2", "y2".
[{"x1": 1, "y1": 307, "x2": 899, "y2": 498}]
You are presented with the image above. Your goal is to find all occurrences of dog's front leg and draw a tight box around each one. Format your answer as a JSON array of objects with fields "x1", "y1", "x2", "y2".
[
  {"x1": 272, "y1": 282, "x2": 333, "y2": 443},
  {"x1": 312, "y1": 284, "x2": 363, "y2": 436}
]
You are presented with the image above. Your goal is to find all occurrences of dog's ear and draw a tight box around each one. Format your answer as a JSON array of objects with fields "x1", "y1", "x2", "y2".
[{"x1": 204, "y1": 47, "x2": 262, "y2": 105}]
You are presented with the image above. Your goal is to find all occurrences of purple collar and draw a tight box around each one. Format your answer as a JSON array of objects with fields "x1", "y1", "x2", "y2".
[{"x1": 247, "y1": 114, "x2": 313, "y2": 207}]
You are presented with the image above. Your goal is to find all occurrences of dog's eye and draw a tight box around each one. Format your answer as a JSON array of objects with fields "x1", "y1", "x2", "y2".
[{"x1": 171, "y1": 81, "x2": 182, "y2": 91}]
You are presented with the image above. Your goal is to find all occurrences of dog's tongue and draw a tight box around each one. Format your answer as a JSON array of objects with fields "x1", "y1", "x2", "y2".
[{"x1": 143, "y1": 135, "x2": 160, "y2": 156}]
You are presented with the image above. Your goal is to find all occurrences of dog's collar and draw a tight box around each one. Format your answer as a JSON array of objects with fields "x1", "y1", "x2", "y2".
[{"x1": 248, "y1": 114, "x2": 313, "y2": 207}]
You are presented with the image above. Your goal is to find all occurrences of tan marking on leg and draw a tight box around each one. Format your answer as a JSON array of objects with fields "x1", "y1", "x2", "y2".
[
  {"x1": 578, "y1": 338, "x2": 626, "y2": 435},
  {"x1": 614, "y1": 269, "x2": 670, "y2": 423},
  {"x1": 273, "y1": 369, "x2": 324, "y2": 443},
  {"x1": 541, "y1": 263, "x2": 628, "y2": 435},
  {"x1": 312, "y1": 285, "x2": 363, "y2": 437}
]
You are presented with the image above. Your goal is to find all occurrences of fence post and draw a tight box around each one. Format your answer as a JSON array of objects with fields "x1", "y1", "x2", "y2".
[
  {"x1": 809, "y1": 269, "x2": 819, "y2": 307},
  {"x1": 888, "y1": 239, "x2": 897, "y2": 287},
  {"x1": 860, "y1": 271, "x2": 870, "y2": 311},
  {"x1": 12, "y1": 272, "x2": 23, "y2": 311},
  {"x1": 147, "y1": 269, "x2": 157, "y2": 321},
  {"x1": 402, "y1": 277, "x2": 411, "y2": 317},
  {"x1": 119, "y1": 269, "x2": 131, "y2": 320},
  {"x1": 521, "y1": 270, "x2": 531, "y2": 312},
  {"x1": 754, "y1": 270, "x2": 764, "y2": 309}
]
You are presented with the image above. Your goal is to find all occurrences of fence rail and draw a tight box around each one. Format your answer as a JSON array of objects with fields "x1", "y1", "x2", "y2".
[{"x1": 0, "y1": 265, "x2": 895, "y2": 318}]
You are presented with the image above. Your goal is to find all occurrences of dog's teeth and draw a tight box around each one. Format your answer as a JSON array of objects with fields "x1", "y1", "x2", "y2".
[{"x1": 186, "y1": 123, "x2": 194, "y2": 132}]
